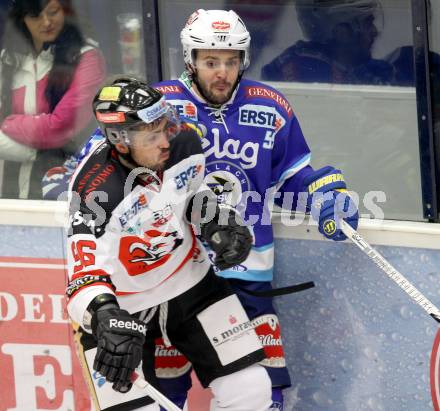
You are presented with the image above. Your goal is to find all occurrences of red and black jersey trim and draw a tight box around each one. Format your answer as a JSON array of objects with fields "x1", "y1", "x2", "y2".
[{"x1": 66, "y1": 270, "x2": 115, "y2": 299}]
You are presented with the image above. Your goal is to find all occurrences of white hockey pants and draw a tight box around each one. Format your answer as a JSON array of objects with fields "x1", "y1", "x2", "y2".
[
  {"x1": 134, "y1": 364, "x2": 271, "y2": 411},
  {"x1": 209, "y1": 364, "x2": 272, "y2": 411}
]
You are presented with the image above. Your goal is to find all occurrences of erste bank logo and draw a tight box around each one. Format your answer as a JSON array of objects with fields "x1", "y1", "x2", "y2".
[
  {"x1": 169, "y1": 99, "x2": 198, "y2": 121},
  {"x1": 175, "y1": 164, "x2": 203, "y2": 190},
  {"x1": 238, "y1": 104, "x2": 285, "y2": 131}
]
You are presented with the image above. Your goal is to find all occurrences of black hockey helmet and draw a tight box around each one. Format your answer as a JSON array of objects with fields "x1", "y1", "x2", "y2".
[{"x1": 93, "y1": 77, "x2": 180, "y2": 146}]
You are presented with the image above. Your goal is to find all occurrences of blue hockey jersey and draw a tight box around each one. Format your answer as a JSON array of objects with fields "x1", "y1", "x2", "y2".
[{"x1": 155, "y1": 74, "x2": 314, "y2": 281}]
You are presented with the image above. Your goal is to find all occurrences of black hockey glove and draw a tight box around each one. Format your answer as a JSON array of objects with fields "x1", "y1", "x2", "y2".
[
  {"x1": 201, "y1": 210, "x2": 253, "y2": 270},
  {"x1": 91, "y1": 307, "x2": 147, "y2": 393}
]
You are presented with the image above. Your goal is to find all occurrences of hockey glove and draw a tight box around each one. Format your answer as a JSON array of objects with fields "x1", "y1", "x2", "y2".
[
  {"x1": 201, "y1": 207, "x2": 253, "y2": 270},
  {"x1": 91, "y1": 307, "x2": 147, "y2": 393},
  {"x1": 303, "y1": 166, "x2": 359, "y2": 241}
]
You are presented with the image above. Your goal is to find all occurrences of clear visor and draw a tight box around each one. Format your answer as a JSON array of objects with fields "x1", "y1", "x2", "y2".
[{"x1": 124, "y1": 106, "x2": 181, "y2": 148}]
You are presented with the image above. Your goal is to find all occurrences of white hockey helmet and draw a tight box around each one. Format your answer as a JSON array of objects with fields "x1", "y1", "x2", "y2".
[{"x1": 180, "y1": 9, "x2": 251, "y2": 70}]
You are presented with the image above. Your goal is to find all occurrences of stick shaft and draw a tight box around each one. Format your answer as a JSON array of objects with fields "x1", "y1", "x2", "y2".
[
  {"x1": 340, "y1": 220, "x2": 440, "y2": 323},
  {"x1": 132, "y1": 372, "x2": 183, "y2": 411}
]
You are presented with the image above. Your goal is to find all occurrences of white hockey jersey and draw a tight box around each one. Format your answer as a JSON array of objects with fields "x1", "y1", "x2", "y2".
[{"x1": 66, "y1": 128, "x2": 211, "y2": 329}]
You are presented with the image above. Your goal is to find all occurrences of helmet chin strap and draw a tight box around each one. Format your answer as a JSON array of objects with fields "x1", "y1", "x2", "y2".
[{"x1": 188, "y1": 65, "x2": 244, "y2": 107}]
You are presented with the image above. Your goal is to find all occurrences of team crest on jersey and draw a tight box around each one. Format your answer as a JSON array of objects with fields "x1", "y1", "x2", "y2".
[
  {"x1": 205, "y1": 160, "x2": 251, "y2": 207},
  {"x1": 168, "y1": 99, "x2": 198, "y2": 121},
  {"x1": 119, "y1": 229, "x2": 182, "y2": 275}
]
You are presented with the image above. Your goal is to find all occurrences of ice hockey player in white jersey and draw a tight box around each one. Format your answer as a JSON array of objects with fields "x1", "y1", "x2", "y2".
[{"x1": 65, "y1": 77, "x2": 272, "y2": 411}]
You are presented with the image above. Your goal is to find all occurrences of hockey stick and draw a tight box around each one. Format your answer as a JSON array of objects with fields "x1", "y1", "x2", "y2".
[
  {"x1": 132, "y1": 372, "x2": 183, "y2": 411},
  {"x1": 340, "y1": 219, "x2": 440, "y2": 323},
  {"x1": 241, "y1": 281, "x2": 315, "y2": 297}
]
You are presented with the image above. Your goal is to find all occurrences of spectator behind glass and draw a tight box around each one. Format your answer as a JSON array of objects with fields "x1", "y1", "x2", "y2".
[
  {"x1": 384, "y1": 0, "x2": 440, "y2": 87},
  {"x1": 384, "y1": 0, "x2": 440, "y2": 172},
  {"x1": 0, "y1": 0, "x2": 106, "y2": 199},
  {"x1": 262, "y1": 0, "x2": 393, "y2": 85}
]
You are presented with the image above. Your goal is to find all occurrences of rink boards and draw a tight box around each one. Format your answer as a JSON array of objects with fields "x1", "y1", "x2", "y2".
[{"x1": 0, "y1": 201, "x2": 439, "y2": 411}]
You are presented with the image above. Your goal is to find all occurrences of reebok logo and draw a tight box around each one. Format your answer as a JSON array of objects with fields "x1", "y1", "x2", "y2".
[{"x1": 109, "y1": 319, "x2": 147, "y2": 335}]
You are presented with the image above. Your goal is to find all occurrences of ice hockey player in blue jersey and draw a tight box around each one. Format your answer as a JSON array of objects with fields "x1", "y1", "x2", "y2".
[{"x1": 153, "y1": 8, "x2": 359, "y2": 411}]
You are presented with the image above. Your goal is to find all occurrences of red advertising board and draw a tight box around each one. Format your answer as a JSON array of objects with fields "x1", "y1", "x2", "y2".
[
  {"x1": 0, "y1": 256, "x2": 210, "y2": 411},
  {"x1": 0, "y1": 256, "x2": 92, "y2": 411}
]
